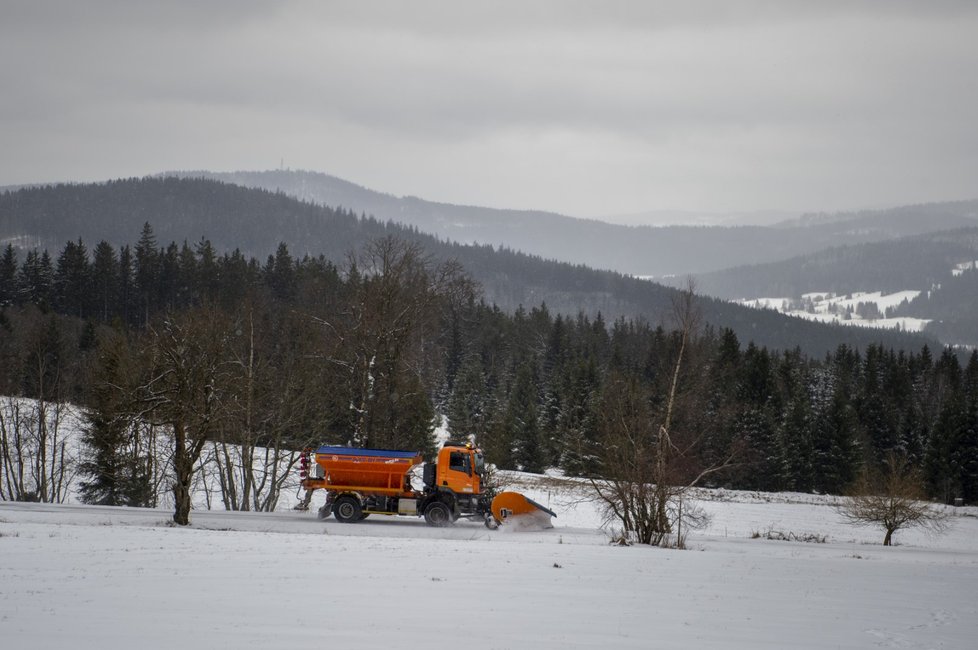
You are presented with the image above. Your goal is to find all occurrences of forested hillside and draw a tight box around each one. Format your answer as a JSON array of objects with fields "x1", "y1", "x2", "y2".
[
  {"x1": 894, "y1": 267, "x2": 978, "y2": 346},
  {"x1": 684, "y1": 229, "x2": 978, "y2": 346},
  {"x1": 166, "y1": 170, "x2": 978, "y2": 276},
  {"x1": 0, "y1": 177, "x2": 939, "y2": 358},
  {"x1": 689, "y1": 229, "x2": 978, "y2": 300},
  {"x1": 1, "y1": 230, "x2": 977, "y2": 506}
]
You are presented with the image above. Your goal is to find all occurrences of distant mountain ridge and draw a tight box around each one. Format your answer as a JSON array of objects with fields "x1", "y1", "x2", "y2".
[
  {"x1": 165, "y1": 170, "x2": 978, "y2": 277},
  {"x1": 592, "y1": 208, "x2": 798, "y2": 227},
  {"x1": 781, "y1": 201, "x2": 978, "y2": 230},
  {"x1": 0, "y1": 176, "x2": 939, "y2": 357},
  {"x1": 688, "y1": 229, "x2": 978, "y2": 300}
]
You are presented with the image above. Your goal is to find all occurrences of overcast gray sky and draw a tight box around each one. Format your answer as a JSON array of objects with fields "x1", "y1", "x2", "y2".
[{"x1": 2, "y1": 1, "x2": 976, "y2": 219}]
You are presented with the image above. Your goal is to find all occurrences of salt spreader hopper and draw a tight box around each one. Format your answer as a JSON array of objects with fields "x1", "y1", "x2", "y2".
[{"x1": 296, "y1": 441, "x2": 555, "y2": 528}]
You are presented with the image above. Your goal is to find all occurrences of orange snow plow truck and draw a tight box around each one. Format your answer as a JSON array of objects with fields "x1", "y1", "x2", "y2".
[{"x1": 296, "y1": 441, "x2": 555, "y2": 529}]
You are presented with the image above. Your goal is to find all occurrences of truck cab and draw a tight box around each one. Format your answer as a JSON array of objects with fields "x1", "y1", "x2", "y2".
[
  {"x1": 433, "y1": 443, "x2": 485, "y2": 495},
  {"x1": 418, "y1": 442, "x2": 493, "y2": 526}
]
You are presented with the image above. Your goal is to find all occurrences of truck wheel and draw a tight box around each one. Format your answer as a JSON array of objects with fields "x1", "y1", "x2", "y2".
[
  {"x1": 333, "y1": 496, "x2": 362, "y2": 523},
  {"x1": 424, "y1": 502, "x2": 453, "y2": 527}
]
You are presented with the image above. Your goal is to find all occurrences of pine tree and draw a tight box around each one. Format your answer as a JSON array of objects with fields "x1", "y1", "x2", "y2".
[
  {"x1": 859, "y1": 346, "x2": 897, "y2": 469},
  {"x1": 91, "y1": 241, "x2": 119, "y2": 323},
  {"x1": 737, "y1": 406, "x2": 786, "y2": 491},
  {"x1": 17, "y1": 249, "x2": 54, "y2": 307},
  {"x1": 195, "y1": 238, "x2": 219, "y2": 303},
  {"x1": 959, "y1": 352, "x2": 978, "y2": 502},
  {"x1": 508, "y1": 362, "x2": 545, "y2": 473},
  {"x1": 80, "y1": 334, "x2": 135, "y2": 505},
  {"x1": 0, "y1": 243, "x2": 18, "y2": 307},
  {"x1": 53, "y1": 239, "x2": 92, "y2": 319},
  {"x1": 447, "y1": 354, "x2": 489, "y2": 442},
  {"x1": 558, "y1": 357, "x2": 601, "y2": 476},
  {"x1": 264, "y1": 242, "x2": 296, "y2": 301},
  {"x1": 158, "y1": 242, "x2": 181, "y2": 311},
  {"x1": 812, "y1": 384, "x2": 861, "y2": 494},
  {"x1": 134, "y1": 223, "x2": 159, "y2": 325},
  {"x1": 118, "y1": 245, "x2": 138, "y2": 328},
  {"x1": 778, "y1": 352, "x2": 814, "y2": 491},
  {"x1": 389, "y1": 375, "x2": 437, "y2": 459}
]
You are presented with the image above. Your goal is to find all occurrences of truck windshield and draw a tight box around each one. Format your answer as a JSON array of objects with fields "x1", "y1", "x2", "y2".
[{"x1": 474, "y1": 453, "x2": 485, "y2": 476}]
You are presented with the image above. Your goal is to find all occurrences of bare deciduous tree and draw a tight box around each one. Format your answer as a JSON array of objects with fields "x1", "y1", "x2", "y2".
[
  {"x1": 838, "y1": 452, "x2": 950, "y2": 546},
  {"x1": 316, "y1": 237, "x2": 474, "y2": 451},
  {"x1": 134, "y1": 307, "x2": 235, "y2": 525},
  {"x1": 591, "y1": 280, "x2": 736, "y2": 546},
  {"x1": 207, "y1": 299, "x2": 322, "y2": 513},
  {"x1": 0, "y1": 397, "x2": 76, "y2": 503}
]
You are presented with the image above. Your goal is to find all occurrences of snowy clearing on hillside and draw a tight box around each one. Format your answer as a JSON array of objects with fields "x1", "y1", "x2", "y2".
[
  {"x1": 3, "y1": 485, "x2": 978, "y2": 650},
  {"x1": 952, "y1": 261, "x2": 977, "y2": 276},
  {"x1": 736, "y1": 290, "x2": 930, "y2": 333}
]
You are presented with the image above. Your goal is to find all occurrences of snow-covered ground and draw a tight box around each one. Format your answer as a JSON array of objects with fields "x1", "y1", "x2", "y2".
[
  {"x1": 736, "y1": 290, "x2": 931, "y2": 333},
  {"x1": 3, "y1": 479, "x2": 977, "y2": 649},
  {"x1": 4, "y1": 397, "x2": 977, "y2": 648}
]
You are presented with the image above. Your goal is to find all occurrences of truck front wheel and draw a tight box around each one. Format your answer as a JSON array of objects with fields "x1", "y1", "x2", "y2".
[
  {"x1": 424, "y1": 502, "x2": 453, "y2": 527},
  {"x1": 333, "y1": 496, "x2": 362, "y2": 523}
]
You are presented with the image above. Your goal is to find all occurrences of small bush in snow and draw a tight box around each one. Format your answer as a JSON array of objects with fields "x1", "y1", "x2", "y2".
[{"x1": 750, "y1": 528, "x2": 827, "y2": 543}]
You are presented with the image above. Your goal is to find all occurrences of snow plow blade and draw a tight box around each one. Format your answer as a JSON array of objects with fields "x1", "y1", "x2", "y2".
[{"x1": 490, "y1": 491, "x2": 556, "y2": 529}]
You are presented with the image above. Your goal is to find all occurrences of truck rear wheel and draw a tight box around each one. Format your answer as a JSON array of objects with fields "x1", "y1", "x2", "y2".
[
  {"x1": 333, "y1": 496, "x2": 362, "y2": 523},
  {"x1": 424, "y1": 502, "x2": 453, "y2": 527}
]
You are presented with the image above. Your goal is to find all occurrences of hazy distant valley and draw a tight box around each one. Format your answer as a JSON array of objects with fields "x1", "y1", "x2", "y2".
[{"x1": 164, "y1": 170, "x2": 978, "y2": 348}]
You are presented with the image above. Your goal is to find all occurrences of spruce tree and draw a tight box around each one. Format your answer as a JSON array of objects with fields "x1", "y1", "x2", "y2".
[
  {"x1": 508, "y1": 362, "x2": 545, "y2": 473},
  {"x1": 91, "y1": 241, "x2": 118, "y2": 323},
  {"x1": 53, "y1": 239, "x2": 92, "y2": 319},
  {"x1": 959, "y1": 351, "x2": 978, "y2": 502},
  {"x1": 134, "y1": 223, "x2": 160, "y2": 325},
  {"x1": 447, "y1": 354, "x2": 489, "y2": 442},
  {"x1": 0, "y1": 243, "x2": 17, "y2": 307},
  {"x1": 79, "y1": 333, "x2": 153, "y2": 506}
]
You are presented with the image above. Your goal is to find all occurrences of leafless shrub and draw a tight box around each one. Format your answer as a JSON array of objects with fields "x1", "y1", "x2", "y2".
[
  {"x1": 750, "y1": 528, "x2": 827, "y2": 543},
  {"x1": 837, "y1": 452, "x2": 950, "y2": 546}
]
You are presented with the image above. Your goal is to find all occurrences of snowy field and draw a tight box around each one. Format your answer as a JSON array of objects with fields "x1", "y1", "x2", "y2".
[
  {"x1": 3, "y1": 479, "x2": 977, "y2": 650},
  {"x1": 736, "y1": 290, "x2": 930, "y2": 333}
]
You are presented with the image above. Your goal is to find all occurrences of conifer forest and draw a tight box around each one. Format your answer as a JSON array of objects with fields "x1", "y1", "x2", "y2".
[{"x1": 1, "y1": 226, "x2": 977, "y2": 507}]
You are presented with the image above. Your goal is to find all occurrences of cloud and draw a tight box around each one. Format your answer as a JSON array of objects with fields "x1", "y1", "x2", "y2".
[{"x1": 2, "y1": 1, "x2": 976, "y2": 217}]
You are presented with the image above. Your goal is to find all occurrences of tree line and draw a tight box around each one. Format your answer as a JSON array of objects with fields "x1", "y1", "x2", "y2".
[
  {"x1": 1, "y1": 176, "x2": 941, "y2": 359},
  {"x1": 1, "y1": 228, "x2": 977, "y2": 525}
]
